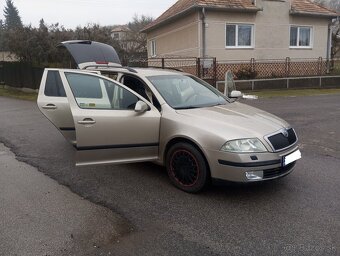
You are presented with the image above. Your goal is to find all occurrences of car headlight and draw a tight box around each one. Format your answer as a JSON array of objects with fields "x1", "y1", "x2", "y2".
[{"x1": 221, "y1": 138, "x2": 267, "y2": 153}]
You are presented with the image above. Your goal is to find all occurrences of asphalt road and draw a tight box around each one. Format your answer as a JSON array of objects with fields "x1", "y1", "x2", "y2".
[
  {"x1": 0, "y1": 143, "x2": 129, "y2": 256},
  {"x1": 0, "y1": 94, "x2": 339, "y2": 256}
]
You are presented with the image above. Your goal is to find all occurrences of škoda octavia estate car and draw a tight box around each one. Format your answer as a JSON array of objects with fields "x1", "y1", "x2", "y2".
[{"x1": 37, "y1": 41, "x2": 301, "y2": 192}]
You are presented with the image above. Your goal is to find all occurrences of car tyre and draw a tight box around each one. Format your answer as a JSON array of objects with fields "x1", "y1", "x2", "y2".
[{"x1": 166, "y1": 142, "x2": 208, "y2": 193}]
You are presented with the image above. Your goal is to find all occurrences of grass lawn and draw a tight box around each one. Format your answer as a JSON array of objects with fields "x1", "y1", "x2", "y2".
[
  {"x1": 0, "y1": 87, "x2": 38, "y2": 101},
  {"x1": 244, "y1": 88, "x2": 340, "y2": 98}
]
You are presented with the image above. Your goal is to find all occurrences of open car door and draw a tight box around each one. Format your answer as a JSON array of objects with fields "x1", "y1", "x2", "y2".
[
  {"x1": 37, "y1": 69, "x2": 76, "y2": 145},
  {"x1": 58, "y1": 70, "x2": 161, "y2": 166},
  {"x1": 58, "y1": 40, "x2": 122, "y2": 70}
]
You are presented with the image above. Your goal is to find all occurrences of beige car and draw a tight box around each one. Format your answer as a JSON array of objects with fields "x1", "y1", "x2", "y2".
[{"x1": 37, "y1": 41, "x2": 301, "y2": 193}]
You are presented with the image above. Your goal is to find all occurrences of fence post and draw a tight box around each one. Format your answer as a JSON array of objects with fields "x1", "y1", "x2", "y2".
[
  {"x1": 161, "y1": 58, "x2": 165, "y2": 69},
  {"x1": 318, "y1": 57, "x2": 322, "y2": 76},
  {"x1": 197, "y1": 58, "x2": 201, "y2": 78},
  {"x1": 285, "y1": 57, "x2": 290, "y2": 77},
  {"x1": 213, "y1": 58, "x2": 217, "y2": 87},
  {"x1": 250, "y1": 58, "x2": 255, "y2": 73}
]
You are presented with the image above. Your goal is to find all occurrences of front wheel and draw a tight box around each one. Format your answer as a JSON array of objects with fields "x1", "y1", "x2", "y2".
[{"x1": 166, "y1": 142, "x2": 209, "y2": 193}]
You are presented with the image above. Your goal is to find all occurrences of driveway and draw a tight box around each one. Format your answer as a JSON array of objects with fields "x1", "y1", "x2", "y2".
[{"x1": 0, "y1": 95, "x2": 339, "y2": 255}]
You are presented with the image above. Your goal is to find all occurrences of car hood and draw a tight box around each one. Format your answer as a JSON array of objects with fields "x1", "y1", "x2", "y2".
[{"x1": 175, "y1": 102, "x2": 289, "y2": 141}]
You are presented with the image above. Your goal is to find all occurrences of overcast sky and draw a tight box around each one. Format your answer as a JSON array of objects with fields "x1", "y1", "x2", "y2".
[{"x1": 0, "y1": 0, "x2": 177, "y2": 28}]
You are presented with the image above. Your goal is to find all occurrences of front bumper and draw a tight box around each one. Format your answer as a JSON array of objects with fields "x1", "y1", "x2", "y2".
[{"x1": 205, "y1": 145, "x2": 300, "y2": 183}]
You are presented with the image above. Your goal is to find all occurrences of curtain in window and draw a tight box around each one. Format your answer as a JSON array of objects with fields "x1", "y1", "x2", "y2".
[
  {"x1": 226, "y1": 25, "x2": 236, "y2": 46},
  {"x1": 290, "y1": 27, "x2": 298, "y2": 46},
  {"x1": 238, "y1": 25, "x2": 252, "y2": 46},
  {"x1": 299, "y1": 27, "x2": 310, "y2": 46}
]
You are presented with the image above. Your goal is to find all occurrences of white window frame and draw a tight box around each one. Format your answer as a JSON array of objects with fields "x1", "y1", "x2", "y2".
[
  {"x1": 225, "y1": 23, "x2": 255, "y2": 49},
  {"x1": 289, "y1": 25, "x2": 313, "y2": 49},
  {"x1": 150, "y1": 40, "x2": 156, "y2": 57}
]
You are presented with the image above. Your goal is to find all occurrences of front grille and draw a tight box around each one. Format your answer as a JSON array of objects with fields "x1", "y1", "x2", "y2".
[
  {"x1": 263, "y1": 162, "x2": 296, "y2": 179},
  {"x1": 267, "y1": 128, "x2": 297, "y2": 151}
]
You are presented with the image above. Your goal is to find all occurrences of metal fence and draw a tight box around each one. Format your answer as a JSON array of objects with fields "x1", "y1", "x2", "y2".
[
  {"x1": 0, "y1": 61, "x2": 44, "y2": 89},
  {"x1": 129, "y1": 57, "x2": 217, "y2": 85},
  {"x1": 216, "y1": 57, "x2": 328, "y2": 80},
  {"x1": 216, "y1": 75, "x2": 340, "y2": 92},
  {"x1": 130, "y1": 57, "x2": 331, "y2": 85},
  {"x1": 0, "y1": 57, "x2": 337, "y2": 90}
]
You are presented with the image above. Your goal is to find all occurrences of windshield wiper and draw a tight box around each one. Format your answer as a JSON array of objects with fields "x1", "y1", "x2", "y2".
[{"x1": 174, "y1": 106, "x2": 201, "y2": 110}]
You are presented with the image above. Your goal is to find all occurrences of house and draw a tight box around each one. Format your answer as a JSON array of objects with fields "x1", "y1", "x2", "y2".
[
  {"x1": 0, "y1": 51, "x2": 18, "y2": 62},
  {"x1": 111, "y1": 25, "x2": 131, "y2": 41},
  {"x1": 142, "y1": 0, "x2": 338, "y2": 61}
]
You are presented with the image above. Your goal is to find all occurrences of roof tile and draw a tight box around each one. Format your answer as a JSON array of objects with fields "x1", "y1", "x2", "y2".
[
  {"x1": 143, "y1": 0, "x2": 338, "y2": 32},
  {"x1": 291, "y1": 0, "x2": 338, "y2": 16},
  {"x1": 142, "y1": 0, "x2": 258, "y2": 32}
]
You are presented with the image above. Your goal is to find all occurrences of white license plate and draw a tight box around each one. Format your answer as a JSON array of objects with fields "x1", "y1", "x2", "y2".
[{"x1": 283, "y1": 150, "x2": 301, "y2": 166}]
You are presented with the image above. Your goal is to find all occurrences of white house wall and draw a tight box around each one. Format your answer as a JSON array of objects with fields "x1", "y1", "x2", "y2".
[
  {"x1": 205, "y1": 0, "x2": 330, "y2": 60},
  {"x1": 147, "y1": 12, "x2": 200, "y2": 57}
]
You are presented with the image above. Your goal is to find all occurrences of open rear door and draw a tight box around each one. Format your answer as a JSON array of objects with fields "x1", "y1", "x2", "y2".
[
  {"x1": 58, "y1": 40, "x2": 122, "y2": 69},
  {"x1": 37, "y1": 69, "x2": 76, "y2": 144}
]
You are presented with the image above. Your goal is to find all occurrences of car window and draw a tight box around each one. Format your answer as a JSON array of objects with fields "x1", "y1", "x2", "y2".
[
  {"x1": 66, "y1": 73, "x2": 103, "y2": 99},
  {"x1": 148, "y1": 75, "x2": 227, "y2": 109},
  {"x1": 121, "y1": 75, "x2": 161, "y2": 111},
  {"x1": 44, "y1": 71, "x2": 66, "y2": 97},
  {"x1": 65, "y1": 72, "x2": 139, "y2": 110}
]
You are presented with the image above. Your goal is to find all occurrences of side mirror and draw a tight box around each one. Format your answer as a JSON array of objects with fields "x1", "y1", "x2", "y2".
[
  {"x1": 135, "y1": 100, "x2": 149, "y2": 113},
  {"x1": 229, "y1": 90, "x2": 243, "y2": 98}
]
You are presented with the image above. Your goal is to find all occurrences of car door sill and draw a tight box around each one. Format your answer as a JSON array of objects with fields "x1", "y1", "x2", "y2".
[
  {"x1": 74, "y1": 143, "x2": 159, "y2": 151},
  {"x1": 76, "y1": 157, "x2": 159, "y2": 167}
]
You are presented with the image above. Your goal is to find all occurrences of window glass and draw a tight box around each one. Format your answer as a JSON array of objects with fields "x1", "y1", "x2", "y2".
[
  {"x1": 113, "y1": 33, "x2": 120, "y2": 40},
  {"x1": 290, "y1": 26, "x2": 311, "y2": 47},
  {"x1": 66, "y1": 73, "x2": 102, "y2": 99},
  {"x1": 226, "y1": 25, "x2": 236, "y2": 46},
  {"x1": 148, "y1": 75, "x2": 227, "y2": 109},
  {"x1": 65, "y1": 72, "x2": 139, "y2": 110},
  {"x1": 226, "y1": 24, "x2": 253, "y2": 47},
  {"x1": 151, "y1": 40, "x2": 156, "y2": 56},
  {"x1": 238, "y1": 25, "x2": 252, "y2": 46},
  {"x1": 290, "y1": 26, "x2": 298, "y2": 46},
  {"x1": 299, "y1": 27, "x2": 310, "y2": 46},
  {"x1": 44, "y1": 71, "x2": 66, "y2": 97}
]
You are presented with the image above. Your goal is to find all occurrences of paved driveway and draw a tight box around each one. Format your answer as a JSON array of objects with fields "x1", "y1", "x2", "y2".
[{"x1": 0, "y1": 95, "x2": 339, "y2": 255}]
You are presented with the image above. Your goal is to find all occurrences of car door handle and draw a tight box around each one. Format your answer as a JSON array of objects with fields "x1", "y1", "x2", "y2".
[
  {"x1": 42, "y1": 104, "x2": 57, "y2": 110},
  {"x1": 78, "y1": 118, "x2": 96, "y2": 125}
]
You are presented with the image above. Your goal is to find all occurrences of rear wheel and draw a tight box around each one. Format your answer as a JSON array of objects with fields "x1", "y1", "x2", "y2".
[{"x1": 166, "y1": 142, "x2": 208, "y2": 193}]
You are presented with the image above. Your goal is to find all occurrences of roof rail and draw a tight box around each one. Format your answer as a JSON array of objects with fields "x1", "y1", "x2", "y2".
[
  {"x1": 146, "y1": 66, "x2": 184, "y2": 72},
  {"x1": 82, "y1": 64, "x2": 138, "y2": 73}
]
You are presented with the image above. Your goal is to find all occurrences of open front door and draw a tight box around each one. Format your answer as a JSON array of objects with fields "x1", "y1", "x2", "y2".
[{"x1": 59, "y1": 70, "x2": 161, "y2": 166}]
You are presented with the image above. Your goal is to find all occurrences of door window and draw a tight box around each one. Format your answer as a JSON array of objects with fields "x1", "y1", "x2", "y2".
[
  {"x1": 44, "y1": 70, "x2": 66, "y2": 97},
  {"x1": 121, "y1": 75, "x2": 161, "y2": 111},
  {"x1": 65, "y1": 72, "x2": 139, "y2": 110}
]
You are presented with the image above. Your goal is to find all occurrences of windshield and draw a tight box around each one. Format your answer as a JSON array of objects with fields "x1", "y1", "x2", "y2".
[{"x1": 147, "y1": 75, "x2": 228, "y2": 109}]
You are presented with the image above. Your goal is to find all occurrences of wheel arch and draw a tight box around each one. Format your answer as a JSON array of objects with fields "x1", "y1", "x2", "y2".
[{"x1": 163, "y1": 137, "x2": 211, "y2": 177}]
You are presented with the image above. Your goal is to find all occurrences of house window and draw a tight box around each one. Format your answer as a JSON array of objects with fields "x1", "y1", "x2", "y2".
[
  {"x1": 290, "y1": 26, "x2": 312, "y2": 48},
  {"x1": 150, "y1": 40, "x2": 156, "y2": 57},
  {"x1": 226, "y1": 24, "x2": 254, "y2": 48},
  {"x1": 112, "y1": 33, "x2": 120, "y2": 40}
]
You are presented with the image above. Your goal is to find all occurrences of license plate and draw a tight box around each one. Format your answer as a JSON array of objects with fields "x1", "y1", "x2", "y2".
[{"x1": 283, "y1": 150, "x2": 301, "y2": 166}]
